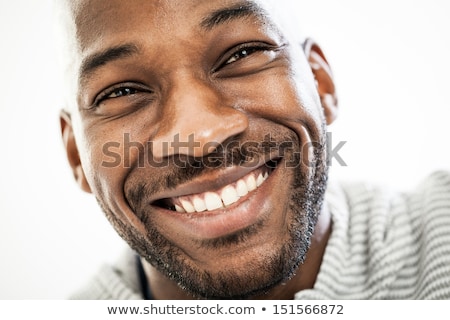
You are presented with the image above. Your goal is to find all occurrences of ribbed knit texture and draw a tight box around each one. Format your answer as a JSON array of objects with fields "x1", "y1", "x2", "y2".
[
  {"x1": 70, "y1": 171, "x2": 450, "y2": 300},
  {"x1": 70, "y1": 248, "x2": 143, "y2": 300},
  {"x1": 297, "y1": 170, "x2": 450, "y2": 299}
]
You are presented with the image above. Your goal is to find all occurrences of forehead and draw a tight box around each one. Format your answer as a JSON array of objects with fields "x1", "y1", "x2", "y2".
[{"x1": 70, "y1": 0, "x2": 280, "y2": 50}]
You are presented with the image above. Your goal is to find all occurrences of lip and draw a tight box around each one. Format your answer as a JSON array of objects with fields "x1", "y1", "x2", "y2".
[{"x1": 150, "y1": 155, "x2": 283, "y2": 240}]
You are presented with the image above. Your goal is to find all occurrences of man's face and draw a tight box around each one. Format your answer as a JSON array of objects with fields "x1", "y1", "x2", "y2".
[{"x1": 64, "y1": 0, "x2": 329, "y2": 298}]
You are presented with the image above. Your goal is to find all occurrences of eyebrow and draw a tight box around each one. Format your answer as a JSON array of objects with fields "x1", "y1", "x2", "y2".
[
  {"x1": 200, "y1": 2, "x2": 266, "y2": 30},
  {"x1": 79, "y1": 43, "x2": 139, "y2": 83}
]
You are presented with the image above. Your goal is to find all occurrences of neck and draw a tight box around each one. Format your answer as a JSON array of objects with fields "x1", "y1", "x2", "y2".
[{"x1": 142, "y1": 206, "x2": 332, "y2": 300}]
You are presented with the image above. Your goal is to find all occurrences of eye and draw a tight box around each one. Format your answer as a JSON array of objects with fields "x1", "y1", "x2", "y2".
[
  {"x1": 93, "y1": 83, "x2": 151, "y2": 108},
  {"x1": 106, "y1": 87, "x2": 138, "y2": 99},
  {"x1": 95, "y1": 86, "x2": 138, "y2": 105},
  {"x1": 224, "y1": 46, "x2": 267, "y2": 65},
  {"x1": 214, "y1": 42, "x2": 282, "y2": 74}
]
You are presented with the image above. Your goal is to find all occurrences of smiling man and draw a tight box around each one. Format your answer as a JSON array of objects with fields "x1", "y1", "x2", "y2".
[{"x1": 58, "y1": 0, "x2": 450, "y2": 300}]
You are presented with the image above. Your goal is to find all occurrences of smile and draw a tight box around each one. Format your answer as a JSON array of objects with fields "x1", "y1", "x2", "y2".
[
  {"x1": 173, "y1": 166, "x2": 270, "y2": 213},
  {"x1": 153, "y1": 159, "x2": 277, "y2": 214},
  {"x1": 150, "y1": 157, "x2": 283, "y2": 240}
]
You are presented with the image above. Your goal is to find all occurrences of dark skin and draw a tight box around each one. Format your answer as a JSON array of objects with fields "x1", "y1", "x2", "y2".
[{"x1": 60, "y1": 0, "x2": 338, "y2": 299}]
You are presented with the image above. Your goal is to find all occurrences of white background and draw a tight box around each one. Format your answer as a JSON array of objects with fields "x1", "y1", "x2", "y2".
[{"x1": 1, "y1": 0, "x2": 449, "y2": 299}]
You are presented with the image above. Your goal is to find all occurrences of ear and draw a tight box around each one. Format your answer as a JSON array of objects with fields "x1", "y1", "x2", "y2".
[
  {"x1": 303, "y1": 38, "x2": 338, "y2": 125},
  {"x1": 60, "y1": 110, "x2": 92, "y2": 193}
]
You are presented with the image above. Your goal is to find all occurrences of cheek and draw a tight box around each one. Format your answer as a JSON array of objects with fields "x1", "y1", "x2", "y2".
[
  {"x1": 75, "y1": 119, "x2": 150, "y2": 233},
  {"x1": 73, "y1": 117, "x2": 131, "y2": 195},
  {"x1": 222, "y1": 70, "x2": 323, "y2": 132},
  {"x1": 284, "y1": 51, "x2": 324, "y2": 125},
  {"x1": 290, "y1": 66, "x2": 324, "y2": 126}
]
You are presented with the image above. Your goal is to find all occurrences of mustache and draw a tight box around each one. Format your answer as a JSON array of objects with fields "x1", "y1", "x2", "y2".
[{"x1": 125, "y1": 133, "x2": 299, "y2": 211}]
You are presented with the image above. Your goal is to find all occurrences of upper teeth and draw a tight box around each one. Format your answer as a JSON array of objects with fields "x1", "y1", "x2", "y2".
[{"x1": 173, "y1": 170, "x2": 269, "y2": 213}]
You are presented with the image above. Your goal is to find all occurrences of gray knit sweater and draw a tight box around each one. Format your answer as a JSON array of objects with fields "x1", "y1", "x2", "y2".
[{"x1": 70, "y1": 171, "x2": 450, "y2": 299}]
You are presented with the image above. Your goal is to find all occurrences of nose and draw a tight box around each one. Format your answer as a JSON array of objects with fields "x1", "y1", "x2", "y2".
[{"x1": 151, "y1": 73, "x2": 249, "y2": 159}]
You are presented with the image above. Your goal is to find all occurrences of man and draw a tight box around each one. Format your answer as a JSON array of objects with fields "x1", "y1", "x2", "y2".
[{"x1": 58, "y1": 0, "x2": 450, "y2": 299}]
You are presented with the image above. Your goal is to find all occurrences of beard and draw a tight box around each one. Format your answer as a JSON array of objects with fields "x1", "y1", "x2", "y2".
[{"x1": 97, "y1": 128, "x2": 328, "y2": 299}]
